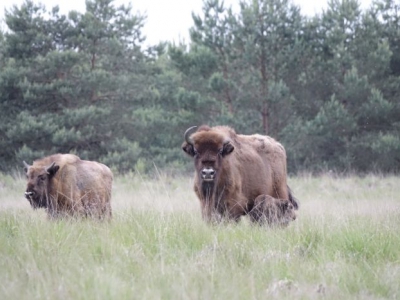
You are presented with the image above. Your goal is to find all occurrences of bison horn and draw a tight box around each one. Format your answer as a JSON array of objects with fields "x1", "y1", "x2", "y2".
[
  {"x1": 184, "y1": 126, "x2": 197, "y2": 144},
  {"x1": 23, "y1": 161, "x2": 31, "y2": 170},
  {"x1": 46, "y1": 162, "x2": 56, "y2": 173}
]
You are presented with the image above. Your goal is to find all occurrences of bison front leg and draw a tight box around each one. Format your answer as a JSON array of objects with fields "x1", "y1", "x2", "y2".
[
  {"x1": 226, "y1": 199, "x2": 247, "y2": 222},
  {"x1": 249, "y1": 195, "x2": 296, "y2": 227},
  {"x1": 102, "y1": 202, "x2": 112, "y2": 220},
  {"x1": 200, "y1": 202, "x2": 224, "y2": 224}
]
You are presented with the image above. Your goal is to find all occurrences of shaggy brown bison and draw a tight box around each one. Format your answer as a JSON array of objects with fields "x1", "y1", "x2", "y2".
[
  {"x1": 182, "y1": 125, "x2": 298, "y2": 225},
  {"x1": 23, "y1": 154, "x2": 113, "y2": 219}
]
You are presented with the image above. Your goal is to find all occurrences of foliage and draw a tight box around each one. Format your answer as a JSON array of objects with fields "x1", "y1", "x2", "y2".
[{"x1": 0, "y1": 0, "x2": 400, "y2": 173}]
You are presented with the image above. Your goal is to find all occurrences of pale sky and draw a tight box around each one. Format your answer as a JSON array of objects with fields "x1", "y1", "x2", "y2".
[{"x1": 0, "y1": 0, "x2": 373, "y2": 45}]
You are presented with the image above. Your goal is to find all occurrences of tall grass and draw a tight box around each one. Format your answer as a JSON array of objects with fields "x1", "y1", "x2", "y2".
[{"x1": 0, "y1": 173, "x2": 399, "y2": 299}]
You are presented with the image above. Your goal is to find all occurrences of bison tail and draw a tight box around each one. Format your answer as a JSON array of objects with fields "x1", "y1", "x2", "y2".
[{"x1": 288, "y1": 186, "x2": 299, "y2": 210}]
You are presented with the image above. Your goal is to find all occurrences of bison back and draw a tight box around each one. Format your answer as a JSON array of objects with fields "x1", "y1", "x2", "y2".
[
  {"x1": 237, "y1": 134, "x2": 289, "y2": 200},
  {"x1": 75, "y1": 160, "x2": 113, "y2": 217}
]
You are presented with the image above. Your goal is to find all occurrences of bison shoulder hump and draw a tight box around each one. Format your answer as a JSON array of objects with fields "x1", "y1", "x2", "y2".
[{"x1": 244, "y1": 134, "x2": 286, "y2": 157}]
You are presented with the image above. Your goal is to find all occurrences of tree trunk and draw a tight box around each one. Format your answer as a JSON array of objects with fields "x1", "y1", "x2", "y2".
[{"x1": 262, "y1": 106, "x2": 269, "y2": 135}]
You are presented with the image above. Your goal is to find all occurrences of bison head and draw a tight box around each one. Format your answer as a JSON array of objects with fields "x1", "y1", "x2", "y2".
[
  {"x1": 23, "y1": 161, "x2": 60, "y2": 209},
  {"x1": 182, "y1": 126, "x2": 234, "y2": 183}
]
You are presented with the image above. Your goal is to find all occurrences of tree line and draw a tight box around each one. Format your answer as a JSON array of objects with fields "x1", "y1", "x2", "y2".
[{"x1": 0, "y1": 0, "x2": 399, "y2": 174}]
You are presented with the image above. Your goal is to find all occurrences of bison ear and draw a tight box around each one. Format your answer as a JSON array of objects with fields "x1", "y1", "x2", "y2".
[
  {"x1": 46, "y1": 162, "x2": 60, "y2": 177},
  {"x1": 222, "y1": 142, "x2": 234, "y2": 156},
  {"x1": 182, "y1": 142, "x2": 196, "y2": 157}
]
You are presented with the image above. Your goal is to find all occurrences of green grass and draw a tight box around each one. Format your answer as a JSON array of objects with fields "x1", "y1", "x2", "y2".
[{"x1": 0, "y1": 173, "x2": 399, "y2": 299}]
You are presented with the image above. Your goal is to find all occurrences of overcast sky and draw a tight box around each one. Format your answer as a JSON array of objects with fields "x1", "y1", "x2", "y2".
[{"x1": 0, "y1": 0, "x2": 373, "y2": 45}]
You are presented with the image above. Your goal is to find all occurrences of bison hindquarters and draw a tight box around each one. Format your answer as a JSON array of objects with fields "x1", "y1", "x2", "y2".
[{"x1": 249, "y1": 195, "x2": 296, "y2": 227}]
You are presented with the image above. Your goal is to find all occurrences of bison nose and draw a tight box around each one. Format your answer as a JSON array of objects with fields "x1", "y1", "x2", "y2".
[
  {"x1": 201, "y1": 168, "x2": 215, "y2": 180},
  {"x1": 25, "y1": 191, "x2": 34, "y2": 198}
]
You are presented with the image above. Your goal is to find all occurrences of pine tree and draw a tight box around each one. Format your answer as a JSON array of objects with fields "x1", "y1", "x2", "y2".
[{"x1": 0, "y1": 0, "x2": 150, "y2": 172}]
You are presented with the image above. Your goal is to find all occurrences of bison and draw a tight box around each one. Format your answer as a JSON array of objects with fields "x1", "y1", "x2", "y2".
[
  {"x1": 182, "y1": 125, "x2": 298, "y2": 225},
  {"x1": 249, "y1": 195, "x2": 296, "y2": 226},
  {"x1": 23, "y1": 154, "x2": 113, "y2": 219}
]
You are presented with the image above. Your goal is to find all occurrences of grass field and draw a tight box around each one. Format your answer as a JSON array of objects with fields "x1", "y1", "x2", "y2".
[{"x1": 0, "y1": 172, "x2": 399, "y2": 299}]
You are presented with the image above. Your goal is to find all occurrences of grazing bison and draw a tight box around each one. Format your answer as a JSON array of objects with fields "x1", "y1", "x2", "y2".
[
  {"x1": 182, "y1": 125, "x2": 298, "y2": 225},
  {"x1": 23, "y1": 154, "x2": 113, "y2": 219}
]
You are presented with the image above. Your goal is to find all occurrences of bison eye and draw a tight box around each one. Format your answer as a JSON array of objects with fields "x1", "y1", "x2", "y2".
[
  {"x1": 39, "y1": 175, "x2": 46, "y2": 181},
  {"x1": 193, "y1": 149, "x2": 199, "y2": 156}
]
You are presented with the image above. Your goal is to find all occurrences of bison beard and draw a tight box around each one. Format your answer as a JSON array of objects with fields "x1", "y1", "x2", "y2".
[
  {"x1": 200, "y1": 181, "x2": 228, "y2": 222},
  {"x1": 25, "y1": 192, "x2": 47, "y2": 209},
  {"x1": 182, "y1": 125, "x2": 298, "y2": 226}
]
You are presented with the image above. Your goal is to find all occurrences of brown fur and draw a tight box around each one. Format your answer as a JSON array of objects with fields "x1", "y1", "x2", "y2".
[
  {"x1": 182, "y1": 125, "x2": 298, "y2": 225},
  {"x1": 24, "y1": 154, "x2": 113, "y2": 219}
]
